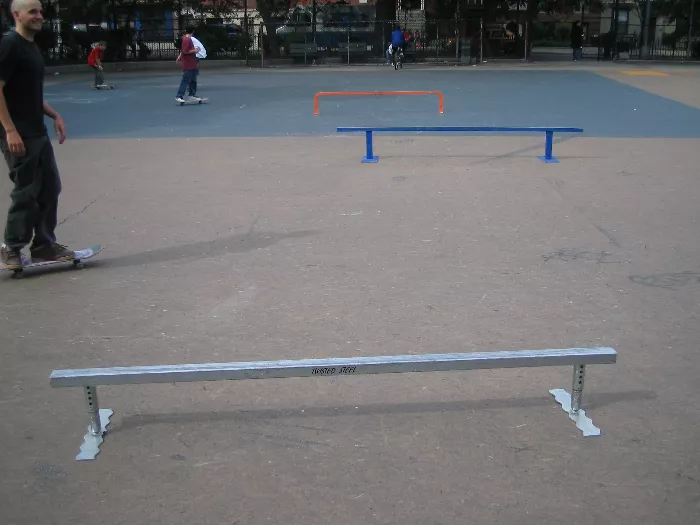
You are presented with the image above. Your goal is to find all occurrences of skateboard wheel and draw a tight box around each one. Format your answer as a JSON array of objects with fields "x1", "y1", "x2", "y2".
[
  {"x1": 12, "y1": 270, "x2": 23, "y2": 279},
  {"x1": 74, "y1": 262, "x2": 85, "y2": 270}
]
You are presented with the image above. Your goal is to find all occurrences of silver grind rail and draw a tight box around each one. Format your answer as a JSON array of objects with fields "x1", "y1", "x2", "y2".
[
  {"x1": 50, "y1": 347, "x2": 617, "y2": 460},
  {"x1": 50, "y1": 348, "x2": 616, "y2": 386}
]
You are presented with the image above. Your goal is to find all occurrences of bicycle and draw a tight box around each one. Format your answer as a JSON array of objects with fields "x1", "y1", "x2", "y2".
[{"x1": 392, "y1": 47, "x2": 404, "y2": 70}]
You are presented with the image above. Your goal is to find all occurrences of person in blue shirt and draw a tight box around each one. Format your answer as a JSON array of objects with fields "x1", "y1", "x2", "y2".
[
  {"x1": 391, "y1": 26, "x2": 405, "y2": 49},
  {"x1": 390, "y1": 26, "x2": 405, "y2": 64}
]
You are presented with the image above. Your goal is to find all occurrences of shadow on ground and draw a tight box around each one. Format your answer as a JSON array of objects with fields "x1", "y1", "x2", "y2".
[
  {"x1": 94, "y1": 230, "x2": 320, "y2": 269},
  {"x1": 115, "y1": 390, "x2": 657, "y2": 433}
]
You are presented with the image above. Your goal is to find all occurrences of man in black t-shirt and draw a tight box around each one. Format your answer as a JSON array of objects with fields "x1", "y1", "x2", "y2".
[{"x1": 0, "y1": 0, "x2": 73, "y2": 269}]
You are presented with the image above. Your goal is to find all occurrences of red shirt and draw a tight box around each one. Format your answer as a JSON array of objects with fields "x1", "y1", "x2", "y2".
[
  {"x1": 180, "y1": 36, "x2": 198, "y2": 71},
  {"x1": 87, "y1": 46, "x2": 103, "y2": 66}
]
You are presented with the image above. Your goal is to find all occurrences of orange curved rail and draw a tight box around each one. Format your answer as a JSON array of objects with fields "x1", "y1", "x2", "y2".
[{"x1": 314, "y1": 91, "x2": 444, "y2": 116}]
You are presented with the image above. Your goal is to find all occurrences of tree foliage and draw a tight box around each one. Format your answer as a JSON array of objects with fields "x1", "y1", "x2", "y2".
[
  {"x1": 256, "y1": 0, "x2": 297, "y2": 57},
  {"x1": 53, "y1": 0, "x2": 246, "y2": 26}
]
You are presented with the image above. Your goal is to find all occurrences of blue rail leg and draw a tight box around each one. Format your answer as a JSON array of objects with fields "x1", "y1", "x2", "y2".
[
  {"x1": 538, "y1": 130, "x2": 560, "y2": 163},
  {"x1": 362, "y1": 131, "x2": 379, "y2": 163}
]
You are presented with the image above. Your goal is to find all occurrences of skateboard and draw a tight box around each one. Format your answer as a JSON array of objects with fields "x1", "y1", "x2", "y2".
[
  {"x1": 4, "y1": 245, "x2": 103, "y2": 279},
  {"x1": 178, "y1": 97, "x2": 208, "y2": 106},
  {"x1": 93, "y1": 84, "x2": 115, "y2": 90}
]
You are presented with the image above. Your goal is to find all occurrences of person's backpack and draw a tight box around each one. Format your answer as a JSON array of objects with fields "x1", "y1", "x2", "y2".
[{"x1": 191, "y1": 35, "x2": 207, "y2": 59}]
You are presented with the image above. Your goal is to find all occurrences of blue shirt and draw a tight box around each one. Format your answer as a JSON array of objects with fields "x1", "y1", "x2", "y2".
[{"x1": 391, "y1": 30, "x2": 405, "y2": 47}]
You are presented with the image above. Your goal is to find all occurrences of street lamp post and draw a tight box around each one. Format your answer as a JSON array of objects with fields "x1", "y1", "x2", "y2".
[
  {"x1": 312, "y1": 0, "x2": 317, "y2": 42},
  {"x1": 612, "y1": 0, "x2": 620, "y2": 59},
  {"x1": 641, "y1": 0, "x2": 652, "y2": 58},
  {"x1": 688, "y1": 0, "x2": 696, "y2": 59},
  {"x1": 244, "y1": 0, "x2": 248, "y2": 65}
]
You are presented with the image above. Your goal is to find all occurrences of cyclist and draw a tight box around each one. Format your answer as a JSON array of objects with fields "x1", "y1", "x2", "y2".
[{"x1": 391, "y1": 26, "x2": 405, "y2": 66}]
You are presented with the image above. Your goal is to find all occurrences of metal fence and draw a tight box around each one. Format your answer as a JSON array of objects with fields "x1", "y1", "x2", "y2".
[
  {"x1": 42, "y1": 18, "x2": 527, "y2": 65},
  {"x1": 259, "y1": 19, "x2": 523, "y2": 64},
  {"x1": 252, "y1": 20, "x2": 463, "y2": 65},
  {"x1": 31, "y1": 16, "x2": 700, "y2": 65},
  {"x1": 593, "y1": 23, "x2": 699, "y2": 61}
]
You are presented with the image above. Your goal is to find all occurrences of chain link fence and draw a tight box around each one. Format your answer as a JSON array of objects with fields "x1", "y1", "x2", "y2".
[
  {"x1": 592, "y1": 23, "x2": 700, "y2": 61},
  {"x1": 22, "y1": 10, "x2": 700, "y2": 66},
  {"x1": 226, "y1": 19, "x2": 524, "y2": 64},
  {"x1": 37, "y1": 18, "x2": 527, "y2": 65}
]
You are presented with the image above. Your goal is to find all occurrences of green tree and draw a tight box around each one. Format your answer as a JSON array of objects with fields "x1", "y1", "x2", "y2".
[{"x1": 256, "y1": 0, "x2": 297, "y2": 57}]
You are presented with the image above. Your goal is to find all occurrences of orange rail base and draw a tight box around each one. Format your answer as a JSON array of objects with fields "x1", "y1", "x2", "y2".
[{"x1": 314, "y1": 91, "x2": 444, "y2": 116}]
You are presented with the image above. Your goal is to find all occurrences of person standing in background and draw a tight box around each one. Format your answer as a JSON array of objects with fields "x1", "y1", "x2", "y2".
[{"x1": 571, "y1": 22, "x2": 583, "y2": 61}]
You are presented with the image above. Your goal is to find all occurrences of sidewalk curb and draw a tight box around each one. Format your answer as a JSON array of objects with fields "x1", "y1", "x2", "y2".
[{"x1": 45, "y1": 56, "x2": 700, "y2": 77}]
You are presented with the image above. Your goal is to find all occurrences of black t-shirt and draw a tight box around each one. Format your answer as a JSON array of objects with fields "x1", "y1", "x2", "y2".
[
  {"x1": 0, "y1": 31, "x2": 46, "y2": 138},
  {"x1": 571, "y1": 27, "x2": 583, "y2": 48}
]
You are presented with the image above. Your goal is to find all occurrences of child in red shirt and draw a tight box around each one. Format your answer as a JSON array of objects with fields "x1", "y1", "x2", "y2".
[
  {"x1": 87, "y1": 41, "x2": 106, "y2": 88},
  {"x1": 175, "y1": 27, "x2": 200, "y2": 103}
]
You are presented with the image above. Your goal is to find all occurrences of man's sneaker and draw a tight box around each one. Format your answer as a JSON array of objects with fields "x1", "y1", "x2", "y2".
[
  {"x1": 188, "y1": 96, "x2": 202, "y2": 102},
  {"x1": 176, "y1": 97, "x2": 186, "y2": 103},
  {"x1": 1, "y1": 244, "x2": 23, "y2": 269},
  {"x1": 30, "y1": 243, "x2": 74, "y2": 263}
]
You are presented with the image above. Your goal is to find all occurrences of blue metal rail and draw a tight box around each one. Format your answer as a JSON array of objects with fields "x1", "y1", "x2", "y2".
[{"x1": 336, "y1": 126, "x2": 584, "y2": 164}]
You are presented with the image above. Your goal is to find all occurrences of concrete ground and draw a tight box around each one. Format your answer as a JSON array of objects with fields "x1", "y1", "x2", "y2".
[{"x1": 1, "y1": 63, "x2": 699, "y2": 525}]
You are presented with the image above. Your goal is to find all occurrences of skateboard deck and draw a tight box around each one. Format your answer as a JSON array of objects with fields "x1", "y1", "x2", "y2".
[
  {"x1": 4, "y1": 245, "x2": 103, "y2": 279},
  {"x1": 178, "y1": 97, "x2": 208, "y2": 106},
  {"x1": 93, "y1": 84, "x2": 115, "y2": 90}
]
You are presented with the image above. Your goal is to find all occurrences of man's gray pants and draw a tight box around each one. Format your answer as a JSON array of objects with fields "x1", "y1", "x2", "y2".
[{"x1": 1, "y1": 134, "x2": 61, "y2": 250}]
